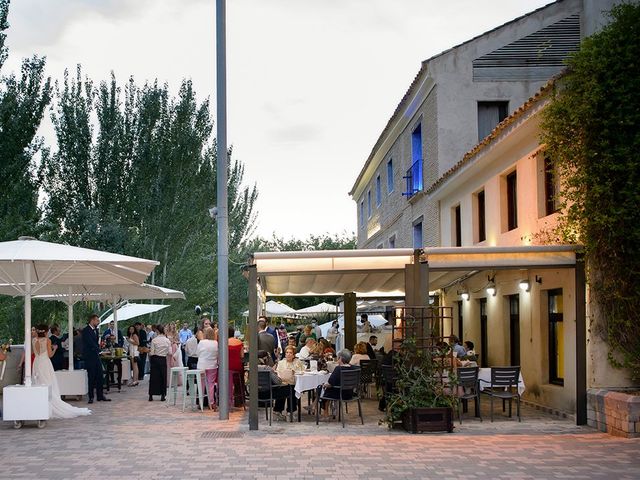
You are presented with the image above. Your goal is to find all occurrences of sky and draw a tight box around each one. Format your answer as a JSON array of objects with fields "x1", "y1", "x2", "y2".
[{"x1": 4, "y1": 0, "x2": 552, "y2": 240}]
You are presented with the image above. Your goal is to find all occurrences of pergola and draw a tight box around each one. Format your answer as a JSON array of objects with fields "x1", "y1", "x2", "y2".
[{"x1": 245, "y1": 245, "x2": 586, "y2": 429}]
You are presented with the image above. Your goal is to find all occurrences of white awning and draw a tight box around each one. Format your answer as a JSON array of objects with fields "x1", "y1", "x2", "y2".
[
  {"x1": 100, "y1": 303, "x2": 170, "y2": 325},
  {"x1": 252, "y1": 246, "x2": 578, "y2": 296}
]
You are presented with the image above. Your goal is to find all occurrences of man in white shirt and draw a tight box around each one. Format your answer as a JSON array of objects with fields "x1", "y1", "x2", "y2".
[
  {"x1": 185, "y1": 328, "x2": 199, "y2": 370},
  {"x1": 298, "y1": 338, "x2": 316, "y2": 360},
  {"x1": 311, "y1": 319, "x2": 322, "y2": 340}
]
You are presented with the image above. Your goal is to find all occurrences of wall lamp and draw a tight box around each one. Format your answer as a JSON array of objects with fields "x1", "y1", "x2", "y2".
[
  {"x1": 486, "y1": 276, "x2": 496, "y2": 297},
  {"x1": 519, "y1": 279, "x2": 531, "y2": 292}
]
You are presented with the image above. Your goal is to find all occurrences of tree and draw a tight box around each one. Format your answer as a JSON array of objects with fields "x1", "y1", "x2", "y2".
[
  {"x1": 0, "y1": 0, "x2": 51, "y2": 241},
  {"x1": 541, "y1": 4, "x2": 640, "y2": 380}
]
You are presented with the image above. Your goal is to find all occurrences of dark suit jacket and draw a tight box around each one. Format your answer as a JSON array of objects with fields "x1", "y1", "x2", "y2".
[
  {"x1": 82, "y1": 325, "x2": 101, "y2": 365},
  {"x1": 138, "y1": 328, "x2": 148, "y2": 348},
  {"x1": 366, "y1": 342, "x2": 376, "y2": 360},
  {"x1": 50, "y1": 334, "x2": 65, "y2": 370}
]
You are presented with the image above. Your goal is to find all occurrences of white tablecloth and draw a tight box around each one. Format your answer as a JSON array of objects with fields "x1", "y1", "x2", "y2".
[
  {"x1": 294, "y1": 372, "x2": 331, "y2": 399},
  {"x1": 478, "y1": 368, "x2": 525, "y2": 395}
]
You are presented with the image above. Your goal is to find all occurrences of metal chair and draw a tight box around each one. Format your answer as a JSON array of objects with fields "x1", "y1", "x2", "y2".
[
  {"x1": 316, "y1": 366, "x2": 363, "y2": 428},
  {"x1": 380, "y1": 364, "x2": 397, "y2": 413},
  {"x1": 257, "y1": 370, "x2": 275, "y2": 426},
  {"x1": 480, "y1": 366, "x2": 521, "y2": 422},
  {"x1": 358, "y1": 359, "x2": 377, "y2": 398},
  {"x1": 456, "y1": 366, "x2": 481, "y2": 424}
]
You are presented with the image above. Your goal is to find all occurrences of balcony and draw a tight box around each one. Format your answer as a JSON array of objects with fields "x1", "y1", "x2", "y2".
[{"x1": 403, "y1": 160, "x2": 423, "y2": 198}]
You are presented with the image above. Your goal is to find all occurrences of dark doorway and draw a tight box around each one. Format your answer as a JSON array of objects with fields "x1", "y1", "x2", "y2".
[
  {"x1": 479, "y1": 298, "x2": 488, "y2": 367},
  {"x1": 509, "y1": 294, "x2": 520, "y2": 366}
]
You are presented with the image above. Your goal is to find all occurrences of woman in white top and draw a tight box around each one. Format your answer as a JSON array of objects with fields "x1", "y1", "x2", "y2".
[
  {"x1": 196, "y1": 327, "x2": 219, "y2": 410},
  {"x1": 149, "y1": 325, "x2": 172, "y2": 401},
  {"x1": 349, "y1": 342, "x2": 370, "y2": 366},
  {"x1": 126, "y1": 325, "x2": 140, "y2": 387}
]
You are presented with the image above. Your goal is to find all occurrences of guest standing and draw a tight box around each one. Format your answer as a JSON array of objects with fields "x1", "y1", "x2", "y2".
[
  {"x1": 82, "y1": 314, "x2": 110, "y2": 403},
  {"x1": 49, "y1": 324, "x2": 65, "y2": 371},
  {"x1": 135, "y1": 322, "x2": 148, "y2": 381},
  {"x1": 349, "y1": 342, "x2": 370, "y2": 366},
  {"x1": 196, "y1": 327, "x2": 219, "y2": 410},
  {"x1": 148, "y1": 325, "x2": 171, "y2": 402},
  {"x1": 126, "y1": 326, "x2": 139, "y2": 387}
]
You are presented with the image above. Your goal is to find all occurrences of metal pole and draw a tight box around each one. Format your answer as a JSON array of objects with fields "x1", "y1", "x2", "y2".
[
  {"x1": 575, "y1": 253, "x2": 587, "y2": 425},
  {"x1": 68, "y1": 288, "x2": 74, "y2": 371},
  {"x1": 248, "y1": 265, "x2": 258, "y2": 430},
  {"x1": 113, "y1": 295, "x2": 119, "y2": 347},
  {"x1": 216, "y1": 0, "x2": 230, "y2": 420},
  {"x1": 24, "y1": 264, "x2": 32, "y2": 386}
]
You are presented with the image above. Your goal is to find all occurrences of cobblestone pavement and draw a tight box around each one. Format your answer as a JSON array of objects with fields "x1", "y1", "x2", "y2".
[{"x1": 1, "y1": 379, "x2": 638, "y2": 480}]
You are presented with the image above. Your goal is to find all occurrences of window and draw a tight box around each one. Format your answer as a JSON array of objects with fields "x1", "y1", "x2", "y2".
[
  {"x1": 453, "y1": 204, "x2": 462, "y2": 247},
  {"x1": 477, "y1": 189, "x2": 486, "y2": 242},
  {"x1": 375, "y1": 175, "x2": 381, "y2": 206},
  {"x1": 479, "y1": 298, "x2": 488, "y2": 367},
  {"x1": 506, "y1": 170, "x2": 518, "y2": 231},
  {"x1": 509, "y1": 294, "x2": 520, "y2": 366},
  {"x1": 478, "y1": 101, "x2": 509, "y2": 141},
  {"x1": 367, "y1": 190, "x2": 372, "y2": 219},
  {"x1": 413, "y1": 221, "x2": 423, "y2": 248},
  {"x1": 387, "y1": 158, "x2": 394, "y2": 193},
  {"x1": 388, "y1": 235, "x2": 396, "y2": 249},
  {"x1": 544, "y1": 155, "x2": 560, "y2": 216},
  {"x1": 359, "y1": 201, "x2": 364, "y2": 228},
  {"x1": 549, "y1": 289, "x2": 564, "y2": 385},
  {"x1": 403, "y1": 124, "x2": 423, "y2": 198}
]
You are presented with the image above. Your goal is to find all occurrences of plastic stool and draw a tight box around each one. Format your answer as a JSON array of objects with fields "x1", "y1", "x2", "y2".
[
  {"x1": 185, "y1": 369, "x2": 207, "y2": 412},
  {"x1": 167, "y1": 367, "x2": 188, "y2": 407}
]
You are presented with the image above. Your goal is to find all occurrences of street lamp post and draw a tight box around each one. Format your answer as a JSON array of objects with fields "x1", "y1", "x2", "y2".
[{"x1": 216, "y1": 0, "x2": 229, "y2": 420}]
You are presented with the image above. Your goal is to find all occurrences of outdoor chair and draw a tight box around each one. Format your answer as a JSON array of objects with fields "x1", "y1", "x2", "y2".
[
  {"x1": 456, "y1": 366, "x2": 481, "y2": 424},
  {"x1": 359, "y1": 359, "x2": 377, "y2": 398},
  {"x1": 480, "y1": 366, "x2": 521, "y2": 422},
  {"x1": 316, "y1": 367, "x2": 363, "y2": 428},
  {"x1": 380, "y1": 364, "x2": 397, "y2": 414},
  {"x1": 257, "y1": 370, "x2": 275, "y2": 426}
]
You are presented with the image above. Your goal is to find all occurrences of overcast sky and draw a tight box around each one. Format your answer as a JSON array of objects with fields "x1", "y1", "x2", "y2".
[{"x1": 5, "y1": 0, "x2": 551, "y2": 240}]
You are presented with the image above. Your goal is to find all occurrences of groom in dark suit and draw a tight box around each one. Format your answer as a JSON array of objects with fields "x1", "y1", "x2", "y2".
[{"x1": 82, "y1": 314, "x2": 111, "y2": 404}]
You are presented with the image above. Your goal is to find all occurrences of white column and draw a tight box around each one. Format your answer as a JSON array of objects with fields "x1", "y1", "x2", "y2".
[
  {"x1": 23, "y1": 264, "x2": 32, "y2": 387},
  {"x1": 67, "y1": 288, "x2": 74, "y2": 371}
]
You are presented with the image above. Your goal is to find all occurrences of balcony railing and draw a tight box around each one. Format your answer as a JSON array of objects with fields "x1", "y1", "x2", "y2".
[{"x1": 403, "y1": 160, "x2": 423, "y2": 198}]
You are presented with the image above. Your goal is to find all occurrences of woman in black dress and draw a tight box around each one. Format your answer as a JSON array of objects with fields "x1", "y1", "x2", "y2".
[{"x1": 148, "y1": 324, "x2": 171, "y2": 401}]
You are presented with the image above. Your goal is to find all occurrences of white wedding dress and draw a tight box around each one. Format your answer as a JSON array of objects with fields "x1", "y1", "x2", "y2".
[{"x1": 32, "y1": 337, "x2": 92, "y2": 419}]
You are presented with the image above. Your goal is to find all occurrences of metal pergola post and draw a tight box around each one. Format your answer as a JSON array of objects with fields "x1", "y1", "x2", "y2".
[
  {"x1": 248, "y1": 265, "x2": 258, "y2": 430},
  {"x1": 575, "y1": 253, "x2": 587, "y2": 425}
]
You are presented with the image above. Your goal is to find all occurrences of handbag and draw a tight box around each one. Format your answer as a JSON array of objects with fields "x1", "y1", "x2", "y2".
[{"x1": 139, "y1": 346, "x2": 150, "y2": 354}]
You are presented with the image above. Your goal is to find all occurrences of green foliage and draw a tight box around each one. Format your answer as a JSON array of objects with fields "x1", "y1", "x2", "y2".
[
  {"x1": 541, "y1": 4, "x2": 640, "y2": 380},
  {"x1": 384, "y1": 335, "x2": 458, "y2": 426}
]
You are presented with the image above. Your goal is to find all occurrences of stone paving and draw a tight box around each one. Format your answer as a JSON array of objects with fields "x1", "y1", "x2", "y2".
[{"x1": 1, "y1": 379, "x2": 639, "y2": 480}]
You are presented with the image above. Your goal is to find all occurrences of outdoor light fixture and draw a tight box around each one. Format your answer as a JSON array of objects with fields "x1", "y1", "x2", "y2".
[
  {"x1": 459, "y1": 286, "x2": 470, "y2": 301},
  {"x1": 486, "y1": 276, "x2": 496, "y2": 297},
  {"x1": 535, "y1": 275, "x2": 543, "y2": 284},
  {"x1": 519, "y1": 279, "x2": 531, "y2": 292}
]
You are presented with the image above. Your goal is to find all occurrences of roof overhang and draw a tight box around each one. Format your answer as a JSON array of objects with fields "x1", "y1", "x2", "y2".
[{"x1": 251, "y1": 245, "x2": 579, "y2": 297}]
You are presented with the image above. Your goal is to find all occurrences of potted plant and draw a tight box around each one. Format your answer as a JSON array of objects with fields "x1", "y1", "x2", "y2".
[{"x1": 384, "y1": 337, "x2": 458, "y2": 433}]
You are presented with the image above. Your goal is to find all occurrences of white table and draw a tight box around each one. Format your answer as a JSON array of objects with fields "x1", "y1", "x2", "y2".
[
  {"x1": 294, "y1": 372, "x2": 331, "y2": 399},
  {"x1": 55, "y1": 370, "x2": 88, "y2": 397},
  {"x1": 294, "y1": 372, "x2": 331, "y2": 422},
  {"x1": 478, "y1": 368, "x2": 525, "y2": 395}
]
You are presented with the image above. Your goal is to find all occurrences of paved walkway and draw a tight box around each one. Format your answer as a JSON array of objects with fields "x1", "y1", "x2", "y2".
[{"x1": 1, "y1": 379, "x2": 638, "y2": 479}]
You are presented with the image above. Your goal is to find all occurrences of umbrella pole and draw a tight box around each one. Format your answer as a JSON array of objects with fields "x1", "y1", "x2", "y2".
[
  {"x1": 68, "y1": 288, "x2": 74, "y2": 371},
  {"x1": 113, "y1": 296, "x2": 118, "y2": 346},
  {"x1": 23, "y1": 264, "x2": 32, "y2": 386}
]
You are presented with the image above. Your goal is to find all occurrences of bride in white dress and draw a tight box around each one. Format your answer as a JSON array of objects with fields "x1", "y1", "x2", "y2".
[{"x1": 32, "y1": 326, "x2": 91, "y2": 419}]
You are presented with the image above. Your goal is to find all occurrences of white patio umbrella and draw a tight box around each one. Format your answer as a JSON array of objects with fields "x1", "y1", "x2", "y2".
[
  {"x1": 0, "y1": 237, "x2": 158, "y2": 385},
  {"x1": 99, "y1": 303, "x2": 170, "y2": 325},
  {"x1": 295, "y1": 302, "x2": 338, "y2": 316},
  {"x1": 32, "y1": 283, "x2": 184, "y2": 368},
  {"x1": 242, "y1": 300, "x2": 297, "y2": 318},
  {"x1": 319, "y1": 314, "x2": 388, "y2": 337}
]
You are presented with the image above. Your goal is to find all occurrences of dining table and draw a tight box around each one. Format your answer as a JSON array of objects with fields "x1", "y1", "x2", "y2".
[
  {"x1": 100, "y1": 354, "x2": 124, "y2": 392},
  {"x1": 294, "y1": 371, "x2": 331, "y2": 422}
]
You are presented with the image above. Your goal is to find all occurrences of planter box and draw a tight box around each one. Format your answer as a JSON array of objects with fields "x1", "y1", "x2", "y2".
[
  {"x1": 587, "y1": 388, "x2": 640, "y2": 438},
  {"x1": 402, "y1": 407, "x2": 453, "y2": 433}
]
